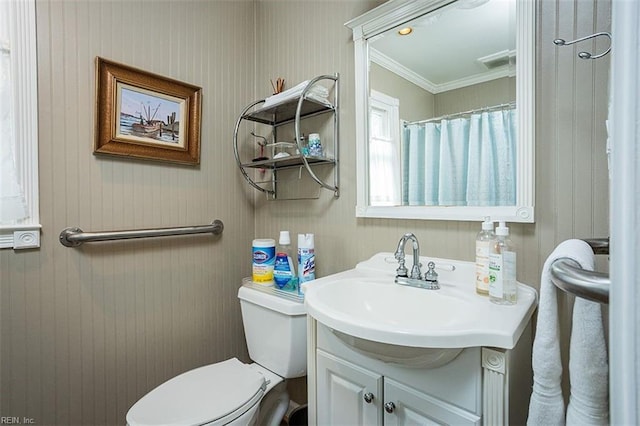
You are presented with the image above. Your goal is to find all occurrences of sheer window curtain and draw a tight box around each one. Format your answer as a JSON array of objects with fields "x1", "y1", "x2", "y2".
[
  {"x1": 402, "y1": 109, "x2": 517, "y2": 206},
  {"x1": 0, "y1": 0, "x2": 39, "y2": 249},
  {"x1": 369, "y1": 91, "x2": 401, "y2": 206},
  {"x1": 0, "y1": 5, "x2": 29, "y2": 223}
]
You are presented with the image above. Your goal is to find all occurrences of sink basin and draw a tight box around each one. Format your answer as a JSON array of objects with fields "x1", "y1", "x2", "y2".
[{"x1": 304, "y1": 252, "x2": 538, "y2": 352}]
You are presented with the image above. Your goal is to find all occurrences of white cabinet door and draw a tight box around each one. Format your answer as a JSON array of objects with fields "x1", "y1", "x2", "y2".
[
  {"x1": 316, "y1": 349, "x2": 383, "y2": 426},
  {"x1": 383, "y1": 378, "x2": 481, "y2": 426}
]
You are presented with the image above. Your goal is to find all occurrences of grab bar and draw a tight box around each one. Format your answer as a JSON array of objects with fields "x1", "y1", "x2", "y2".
[
  {"x1": 549, "y1": 238, "x2": 610, "y2": 304},
  {"x1": 59, "y1": 219, "x2": 224, "y2": 247}
]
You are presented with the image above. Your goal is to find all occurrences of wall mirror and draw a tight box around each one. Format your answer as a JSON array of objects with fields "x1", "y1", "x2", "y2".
[{"x1": 346, "y1": 0, "x2": 535, "y2": 222}]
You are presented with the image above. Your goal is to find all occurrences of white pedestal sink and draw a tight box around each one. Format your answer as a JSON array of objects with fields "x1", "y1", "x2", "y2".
[{"x1": 304, "y1": 252, "x2": 538, "y2": 351}]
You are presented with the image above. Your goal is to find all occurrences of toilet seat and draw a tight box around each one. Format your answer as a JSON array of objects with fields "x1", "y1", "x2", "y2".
[{"x1": 126, "y1": 358, "x2": 266, "y2": 426}]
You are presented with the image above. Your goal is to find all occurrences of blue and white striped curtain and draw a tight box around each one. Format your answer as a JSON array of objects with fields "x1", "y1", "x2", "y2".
[{"x1": 402, "y1": 109, "x2": 517, "y2": 206}]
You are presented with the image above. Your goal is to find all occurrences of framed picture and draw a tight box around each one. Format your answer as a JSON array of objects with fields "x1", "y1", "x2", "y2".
[{"x1": 94, "y1": 57, "x2": 202, "y2": 165}]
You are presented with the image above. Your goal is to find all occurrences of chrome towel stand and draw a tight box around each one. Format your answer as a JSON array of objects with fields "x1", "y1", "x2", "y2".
[
  {"x1": 553, "y1": 31, "x2": 612, "y2": 60},
  {"x1": 550, "y1": 238, "x2": 610, "y2": 304},
  {"x1": 59, "y1": 219, "x2": 224, "y2": 247}
]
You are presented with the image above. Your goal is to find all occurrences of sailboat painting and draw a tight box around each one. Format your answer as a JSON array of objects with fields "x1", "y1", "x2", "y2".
[
  {"x1": 95, "y1": 57, "x2": 201, "y2": 165},
  {"x1": 116, "y1": 83, "x2": 184, "y2": 147}
]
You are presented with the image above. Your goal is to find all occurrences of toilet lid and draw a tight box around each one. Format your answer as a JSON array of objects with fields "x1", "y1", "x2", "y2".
[{"x1": 126, "y1": 358, "x2": 266, "y2": 426}]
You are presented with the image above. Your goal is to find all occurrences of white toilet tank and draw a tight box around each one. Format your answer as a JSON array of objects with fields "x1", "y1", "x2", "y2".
[{"x1": 238, "y1": 285, "x2": 307, "y2": 378}]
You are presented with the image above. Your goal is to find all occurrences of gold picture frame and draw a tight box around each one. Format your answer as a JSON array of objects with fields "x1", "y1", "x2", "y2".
[{"x1": 94, "y1": 57, "x2": 202, "y2": 165}]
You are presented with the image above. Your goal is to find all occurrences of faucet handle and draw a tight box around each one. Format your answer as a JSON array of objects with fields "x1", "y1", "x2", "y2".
[
  {"x1": 395, "y1": 253, "x2": 408, "y2": 277},
  {"x1": 396, "y1": 262, "x2": 408, "y2": 277},
  {"x1": 424, "y1": 261, "x2": 438, "y2": 283}
]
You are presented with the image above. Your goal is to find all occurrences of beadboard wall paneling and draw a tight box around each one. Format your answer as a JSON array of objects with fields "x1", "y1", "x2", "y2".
[
  {"x1": 1, "y1": 1, "x2": 256, "y2": 425},
  {"x1": 537, "y1": 0, "x2": 611, "y2": 399}
]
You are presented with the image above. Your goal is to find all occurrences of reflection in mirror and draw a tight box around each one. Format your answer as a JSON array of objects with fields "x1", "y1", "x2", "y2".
[{"x1": 347, "y1": 0, "x2": 535, "y2": 222}]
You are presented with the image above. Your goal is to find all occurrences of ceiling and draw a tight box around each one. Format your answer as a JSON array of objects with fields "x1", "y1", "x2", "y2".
[{"x1": 369, "y1": 0, "x2": 516, "y2": 93}]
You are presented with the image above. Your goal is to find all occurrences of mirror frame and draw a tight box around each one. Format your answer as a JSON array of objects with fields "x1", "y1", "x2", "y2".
[{"x1": 346, "y1": 0, "x2": 535, "y2": 222}]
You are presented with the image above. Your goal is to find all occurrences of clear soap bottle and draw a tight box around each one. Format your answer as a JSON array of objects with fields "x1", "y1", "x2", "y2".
[
  {"x1": 475, "y1": 216, "x2": 495, "y2": 295},
  {"x1": 489, "y1": 222, "x2": 517, "y2": 305}
]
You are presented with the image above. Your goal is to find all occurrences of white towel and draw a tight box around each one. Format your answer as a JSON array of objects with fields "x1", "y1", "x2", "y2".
[
  {"x1": 527, "y1": 239, "x2": 595, "y2": 426},
  {"x1": 261, "y1": 80, "x2": 329, "y2": 109},
  {"x1": 566, "y1": 296, "x2": 609, "y2": 424}
]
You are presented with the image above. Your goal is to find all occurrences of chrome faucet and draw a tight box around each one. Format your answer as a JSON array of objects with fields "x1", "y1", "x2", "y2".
[
  {"x1": 394, "y1": 233, "x2": 439, "y2": 290},
  {"x1": 394, "y1": 233, "x2": 422, "y2": 279}
]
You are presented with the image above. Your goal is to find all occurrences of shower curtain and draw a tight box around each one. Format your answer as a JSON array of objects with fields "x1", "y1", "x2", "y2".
[{"x1": 402, "y1": 109, "x2": 517, "y2": 206}]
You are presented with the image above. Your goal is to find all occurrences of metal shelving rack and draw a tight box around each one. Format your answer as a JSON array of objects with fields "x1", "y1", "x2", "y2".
[{"x1": 233, "y1": 74, "x2": 339, "y2": 199}]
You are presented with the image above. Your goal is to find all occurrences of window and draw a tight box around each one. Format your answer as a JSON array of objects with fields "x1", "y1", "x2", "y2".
[
  {"x1": 0, "y1": 0, "x2": 40, "y2": 249},
  {"x1": 368, "y1": 90, "x2": 400, "y2": 206}
]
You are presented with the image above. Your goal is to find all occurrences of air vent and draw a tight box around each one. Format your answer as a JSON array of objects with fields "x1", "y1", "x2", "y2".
[{"x1": 478, "y1": 49, "x2": 516, "y2": 69}]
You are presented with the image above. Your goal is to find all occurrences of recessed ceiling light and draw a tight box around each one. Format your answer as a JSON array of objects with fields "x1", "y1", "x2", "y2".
[{"x1": 398, "y1": 27, "x2": 413, "y2": 36}]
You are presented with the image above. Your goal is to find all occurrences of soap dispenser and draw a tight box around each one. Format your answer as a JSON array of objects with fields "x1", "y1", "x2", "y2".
[
  {"x1": 475, "y1": 216, "x2": 495, "y2": 295},
  {"x1": 488, "y1": 222, "x2": 517, "y2": 305}
]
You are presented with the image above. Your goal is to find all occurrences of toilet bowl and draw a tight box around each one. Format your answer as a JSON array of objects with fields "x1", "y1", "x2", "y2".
[{"x1": 126, "y1": 285, "x2": 306, "y2": 426}]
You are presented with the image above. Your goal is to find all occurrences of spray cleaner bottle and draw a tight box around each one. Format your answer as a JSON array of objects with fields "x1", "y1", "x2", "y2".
[
  {"x1": 298, "y1": 234, "x2": 315, "y2": 294},
  {"x1": 475, "y1": 217, "x2": 495, "y2": 295}
]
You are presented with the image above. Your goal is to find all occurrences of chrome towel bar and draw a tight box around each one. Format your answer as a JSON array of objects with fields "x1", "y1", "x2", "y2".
[
  {"x1": 550, "y1": 238, "x2": 610, "y2": 304},
  {"x1": 582, "y1": 237, "x2": 610, "y2": 255},
  {"x1": 59, "y1": 219, "x2": 224, "y2": 247}
]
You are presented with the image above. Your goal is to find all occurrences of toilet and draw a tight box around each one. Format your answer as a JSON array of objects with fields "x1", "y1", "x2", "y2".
[{"x1": 126, "y1": 285, "x2": 307, "y2": 426}]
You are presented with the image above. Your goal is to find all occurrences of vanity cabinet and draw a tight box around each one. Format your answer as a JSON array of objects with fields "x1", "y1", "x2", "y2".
[
  {"x1": 232, "y1": 74, "x2": 339, "y2": 200},
  {"x1": 308, "y1": 320, "x2": 533, "y2": 426},
  {"x1": 317, "y1": 349, "x2": 480, "y2": 425},
  {"x1": 317, "y1": 350, "x2": 383, "y2": 425}
]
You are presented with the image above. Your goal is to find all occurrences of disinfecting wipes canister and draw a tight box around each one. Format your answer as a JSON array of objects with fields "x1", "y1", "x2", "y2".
[{"x1": 252, "y1": 239, "x2": 276, "y2": 285}]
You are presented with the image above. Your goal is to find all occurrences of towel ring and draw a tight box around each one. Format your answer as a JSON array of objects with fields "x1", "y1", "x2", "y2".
[{"x1": 553, "y1": 31, "x2": 611, "y2": 60}]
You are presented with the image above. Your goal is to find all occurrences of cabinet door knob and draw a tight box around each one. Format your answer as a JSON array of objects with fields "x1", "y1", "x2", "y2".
[
  {"x1": 363, "y1": 392, "x2": 374, "y2": 403},
  {"x1": 384, "y1": 402, "x2": 396, "y2": 413}
]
